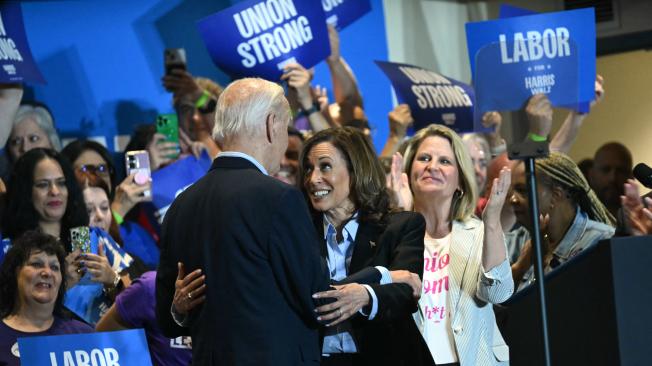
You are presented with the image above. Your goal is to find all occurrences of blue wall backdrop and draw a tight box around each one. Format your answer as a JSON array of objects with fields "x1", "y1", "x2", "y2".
[{"x1": 21, "y1": 0, "x2": 392, "y2": 152}]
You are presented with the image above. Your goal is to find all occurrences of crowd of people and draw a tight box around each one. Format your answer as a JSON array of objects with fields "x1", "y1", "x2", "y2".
[{"x1": 0, "y1": 23, "x2": 648, "y2": 366}]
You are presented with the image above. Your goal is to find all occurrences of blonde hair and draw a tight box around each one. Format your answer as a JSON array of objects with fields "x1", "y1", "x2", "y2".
[
  {"x1": 403, "y1": 124, "x2": 478, "y2": 221},
  {"x1": 195, "y1": 77, "x2": 223, "y2": 99}
]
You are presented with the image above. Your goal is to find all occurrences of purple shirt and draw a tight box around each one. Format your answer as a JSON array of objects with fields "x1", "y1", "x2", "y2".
[
  {"x1": 115, "y1": 271, "x2": 192, "y2": 366},
  {"x1": 0, "y1": 316, "x2": 93, "y2": 366}
]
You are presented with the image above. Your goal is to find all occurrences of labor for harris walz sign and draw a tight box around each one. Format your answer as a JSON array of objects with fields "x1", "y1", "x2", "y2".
[
  {"x1": 197, "y1": 0, "x2": 329, "y2": 80},
  {"x1": 375, "y1": 61, "x2": 476, "y2": 133},
  {"x1": 322, "y1": 0, "x2": 371, "y2": 30},
  {"x1": 0, "y1": 3, "x2": 45, "y2": 83},
  {"x1": 17, "y1": 329, "x2": 152, "y2": 366},
  {"x1": 465, "y1": 8, "x2": 595, "y2": 114}
]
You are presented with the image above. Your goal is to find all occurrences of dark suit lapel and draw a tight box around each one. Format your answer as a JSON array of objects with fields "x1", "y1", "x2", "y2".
[{"x1": 349, "y1": 221, "x2": 383, "y2": 274}]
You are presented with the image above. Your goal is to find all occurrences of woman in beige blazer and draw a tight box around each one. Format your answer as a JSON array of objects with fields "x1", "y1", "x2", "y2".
[{"x1": 396, "y1": 124, "x2": 514, "y2": 366}]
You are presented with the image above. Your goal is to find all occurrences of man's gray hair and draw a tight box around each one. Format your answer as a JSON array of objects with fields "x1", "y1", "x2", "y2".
[
  {"x1": 462, "y1": 133, "x2": 490, "y2": 162},
  {"x1": 13, "y1": 104, "x2": 62, "y2": 151},
  {"x1": 212, "y1": 78, "x2": 288, "y2": 143}
]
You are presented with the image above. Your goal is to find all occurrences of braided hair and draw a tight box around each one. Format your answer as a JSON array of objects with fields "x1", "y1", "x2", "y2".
[{"x1": 536, "y1": 152, "x2": 615, "y2": 227}]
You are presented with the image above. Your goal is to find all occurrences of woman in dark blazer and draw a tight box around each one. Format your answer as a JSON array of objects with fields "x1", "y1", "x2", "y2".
[
  {"x1": 171, "y1": 127, "x2": 428, "y2": 365},
  {"x1": 299, "y1": 127, "x2": 430, "y2": 366}
]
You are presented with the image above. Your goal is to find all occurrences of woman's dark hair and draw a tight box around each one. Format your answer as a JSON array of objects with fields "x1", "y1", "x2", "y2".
[
  {"x1": 61, "y1": 140, "x2": 117, "y2": 195},
  {"x1": 299, "y1": 127, "x2": 390, "y2": 224},
  {"x1": 2, "y1": 148, "x2": 89, "y2": 250},
  {"x1": 0, "y1": 230, "x2": 68, "y2": 318},
  {"x1": 76, "y1": 171, "x2": 124, "y2": 246}
]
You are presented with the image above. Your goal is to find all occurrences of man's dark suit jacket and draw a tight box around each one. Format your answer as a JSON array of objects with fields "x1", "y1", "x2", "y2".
[
  {"x1": 156, "y1": 156, "x2": 331, "y2": 366},
  {"x1": 315, "y1": 211, "x2": 436, "y2": 366}
]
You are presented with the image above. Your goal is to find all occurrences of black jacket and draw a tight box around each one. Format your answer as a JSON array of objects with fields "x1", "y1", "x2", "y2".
[{"x1": 156, "y1": 156, "x2": 331, "y2": 365}]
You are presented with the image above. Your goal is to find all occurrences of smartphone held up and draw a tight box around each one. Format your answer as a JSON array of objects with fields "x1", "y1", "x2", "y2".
[
  {"x1": 164, "y1": 48, "x2": 187, "y2": 76},
  {"x1": 125, "y1": 150, "x2": 152, "y2": 198}
]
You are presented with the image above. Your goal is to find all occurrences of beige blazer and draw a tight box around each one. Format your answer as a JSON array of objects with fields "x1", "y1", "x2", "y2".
[{"x1": 416, "y1": 217, "x2": 513, "y2": 365}]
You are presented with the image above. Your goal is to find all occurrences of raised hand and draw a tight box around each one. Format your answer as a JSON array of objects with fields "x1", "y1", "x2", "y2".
[
  {"x1": 482, "y1": 111, "x2": 505, "y2": 148},
  {"x1": 313, "y1": 84, "x2": 330, "y2": 112},
  {"x1": 162, "y1": 69, "x2": 203, "y2": 104},
  {"x1": 482, "y1": 167, "x2": 511, "y2": 227},
  {"x1": 525, "y1": 94, "x2": 553, "y2": 138},
  {"x1": 326, "y1": 24, "x2": 340, "y2": 63},
  {"x1": 387, "y1": 152, "x2": 413, "y2": 211},
  {"x1": 84, "y1": 241, "x2": 117, "y2": 286},
  {"x1": 65, "y1": 249, "x2": 83, "y2": 289},
  {"x1": 388, "y1": 104, "x2": 413, "y2": 138},
  {"x1": 111, "y1": 173, "x2": 152, "y2": 218},
  {"x1": 281, "y1": 63, "x2": 314, "y2": 110},
  {"x1": 147, "y1": 133, "x2": 180, "y2": 171},
  {"x1": 591, "y1": 74, "x2": 604, "y2": 109},
  {"x1": 621, "y1": 179, "x2": 652, "y2": 236}
]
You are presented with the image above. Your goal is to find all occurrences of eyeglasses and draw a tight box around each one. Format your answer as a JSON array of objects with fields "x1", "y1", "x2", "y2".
[{"x1": 78, "y1": 164, "x2": 110, "y2": 176}]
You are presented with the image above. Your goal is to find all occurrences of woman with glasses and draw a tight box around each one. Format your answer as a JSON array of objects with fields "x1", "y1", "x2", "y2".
[
  {"x1": 1, "y1": 148, "x2": 134, "y2": 325},
  {"x1": 62, "y1": 140, "x2": 159, "y2": 266},
  {"x1": 61, "y1": 140, "x2": 151, "y2": 220}
]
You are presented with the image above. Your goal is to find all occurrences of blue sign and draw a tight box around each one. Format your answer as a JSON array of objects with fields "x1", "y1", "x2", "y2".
[
  {"x1": 323, "y1": 0, "x2": 371, "y2": 30},
  {"x1": 197, "y1": 0, "x2": 329, "y2": 80},
  {"x1": 375, "y1": 60, "x2": 478, "y2": 133},
  {"x1": 18, "y1": 329, "x2": 152, "y2": 366},
  {"x1": 64, "y1": 228, "x2": 133, "y2": 325},
  {"x1": 465, "y1": 8, "x2": 595, "y2": 114},
  {"x1": 152, "y1": 152, "x2": 212, "y2": 220},
  {"x1": 0, "y1": 3, "x2": 45, "y2": 84},
  {"x1": 499, "y1": 4, "x2": 536, "y2": 18}
]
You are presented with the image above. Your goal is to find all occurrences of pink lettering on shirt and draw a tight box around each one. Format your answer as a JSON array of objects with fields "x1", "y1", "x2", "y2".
[
  {"x1": 424, "y1": 252, "x2": 450, "y2": 273},
  {"x1": 423, "y1": 275, "x2": 449, "y2": 295}
]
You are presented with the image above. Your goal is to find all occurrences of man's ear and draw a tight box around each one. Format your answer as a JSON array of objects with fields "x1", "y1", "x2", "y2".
[{"x1": 265, "y1": 113, "x2": 274, "y2": 144}]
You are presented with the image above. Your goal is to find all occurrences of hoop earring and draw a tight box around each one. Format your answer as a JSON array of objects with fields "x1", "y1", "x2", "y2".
[{"x1": 455, "y1": 188, "x2": 464, "y2": 198}]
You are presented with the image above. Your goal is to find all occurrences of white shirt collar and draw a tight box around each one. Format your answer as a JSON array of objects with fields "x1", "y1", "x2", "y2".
[{"x1": 217, "y1": 151, "x2": 268, "y2": 175}]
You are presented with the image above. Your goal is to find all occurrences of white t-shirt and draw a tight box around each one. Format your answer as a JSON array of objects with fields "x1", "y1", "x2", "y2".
[{"x1": 414, "y1": 232, "x2": 458, "y2": 364}]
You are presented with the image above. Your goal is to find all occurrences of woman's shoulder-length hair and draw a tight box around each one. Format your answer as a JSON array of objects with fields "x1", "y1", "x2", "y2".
[
  {"x1": 0, "y1": 230, "x2": 68, "y2": 318},
  {"x1": 2, "y1": 148, "x2": 89, "y2": 248},
  {"x1": 299, "y1": 127, "x2": 391, "y2": 224},
  {"x1": 403, "y1": 124, "x2": 478, "y2": 222}
]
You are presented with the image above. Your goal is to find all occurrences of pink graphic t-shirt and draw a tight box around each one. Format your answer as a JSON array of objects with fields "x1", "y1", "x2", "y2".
[{"x1": 414, "y1": 233, "x2": 458, "y2": 364}]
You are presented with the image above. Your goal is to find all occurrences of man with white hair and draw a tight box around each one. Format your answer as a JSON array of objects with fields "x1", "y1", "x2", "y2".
[{"x1": 156, "y1": 78, "x2": 331, "y2": 365}]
